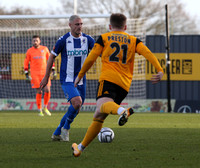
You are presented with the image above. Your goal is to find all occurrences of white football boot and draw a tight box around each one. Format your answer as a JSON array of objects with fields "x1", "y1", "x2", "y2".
[{"x1": 60, "y1": 127, "x2": 69, "y2": 141}]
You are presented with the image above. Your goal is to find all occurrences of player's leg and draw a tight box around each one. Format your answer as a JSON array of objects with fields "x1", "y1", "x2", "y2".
[
  {"x1": 52, "y1": 111, "x2": 69, "y2": 141},
  {"x1": 52, "y1": 83, "x2": 82, "y2": 141},
  {"x1": 72, "y1": 97, "x2": 108, "y2": 157},
  {"x1": 60, "y1": 97, "x2": 80, "y2": 141},
  {"x1": 61, "y1": 84, "x2": 85, "y2": 132},
  {"x1": 63, "y1": 83, "x2": 85, "y2": 130},
  {"x1": 72, "y1": 81, "x2": 135, "y2": 156},
  {"x1": 35, "y1": 88, "x2": 43, "y2": 116},
  {"x1": 96, "y1": 80, "x2": 124, "y2": 114},
  {"x1": 114, "y1": 85, "x2": 134, "y2": 126},
  {"x1": 97, "y1": 80, "x2": 134, "y2": 126},
  {"x1": 100, "y1": 99, "x2": 134, "y2": 125},
  {"x1": 43, "y1": 80, "x2": 51, "y2": 116},
  {"x1": 72, "y1": 80, "x2": 113, "y2": 156},
  {"x1": 61, "y1": 84, "x2": 85, "y2": 141},
  {"x1": 32, "y1": 74, "x2": 44, "y2": 116}
]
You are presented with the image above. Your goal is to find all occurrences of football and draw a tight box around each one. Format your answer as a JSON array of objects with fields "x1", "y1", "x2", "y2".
[{"x1": 98, "y1": 127, "x2": 114, "y2": 143}]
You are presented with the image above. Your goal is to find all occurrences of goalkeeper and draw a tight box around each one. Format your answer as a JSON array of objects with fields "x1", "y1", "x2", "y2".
[
  {"x1": 72, "y1": 13, "x2": 164, "y2": 157},
  {"x1": 24, "y1": 35, "x2": 56, "y2": 116}
]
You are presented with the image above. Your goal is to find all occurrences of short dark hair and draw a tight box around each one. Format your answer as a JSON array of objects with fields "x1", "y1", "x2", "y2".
[
  {"x1": 32, "y1": 35, "x2": 40, "y2": 39},
  {"x1": 110, "y1": 13, "x2": 127, "y2": 29}
]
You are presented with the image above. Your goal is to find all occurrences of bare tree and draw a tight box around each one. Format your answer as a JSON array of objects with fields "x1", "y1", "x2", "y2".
[
  {"x1": 0, "y1": 5, "x2": 35, "y2": 15},
  {"x1": 59, "y1": 0, "x2": 199, "y2": 35},
  {"x1": 167, "y1": 1, "x2": 199, "y2": 34},
  {"x1": 0, "y1": 0, "x2": 198, "y2": 34},
  {"x1": 0, "y1": 5, "x2": 50, "y2": 29}
]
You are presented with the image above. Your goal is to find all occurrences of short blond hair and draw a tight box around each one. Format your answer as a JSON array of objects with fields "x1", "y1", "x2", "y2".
[{"x1": 69, "y1": 15, "x2": 81, "y2": 23}]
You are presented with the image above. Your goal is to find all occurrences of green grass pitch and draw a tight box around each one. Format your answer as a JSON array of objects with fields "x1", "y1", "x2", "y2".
[{"x1": 0, "y1": 111, "x2": 200, "y2": 168}]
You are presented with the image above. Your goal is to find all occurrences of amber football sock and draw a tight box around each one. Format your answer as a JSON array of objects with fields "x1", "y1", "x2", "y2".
[
  {"x1": 100, "y1": 101, "x2": 123, "y2": 115},
  {"x1": 81, "y1": 118, "x2": 104, "y2": 147}
]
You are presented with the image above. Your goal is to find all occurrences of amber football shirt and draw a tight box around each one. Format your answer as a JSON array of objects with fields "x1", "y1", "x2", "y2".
[{"x1": 78, "y1": 31, "x2": 163, "y2": 92}]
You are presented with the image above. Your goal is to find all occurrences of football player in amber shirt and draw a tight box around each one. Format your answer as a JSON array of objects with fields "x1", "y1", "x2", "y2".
[
  {"x1": 72, "y1": 13, "x2": 164, "y2": 157},
  {"x1": 24, "y1": 35, "x2": 54, "y2": 116}
]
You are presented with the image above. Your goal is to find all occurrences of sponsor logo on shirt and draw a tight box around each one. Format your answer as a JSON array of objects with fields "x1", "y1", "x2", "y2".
[
  {"x1": 67, "y1": 49, "x2": 88, "y2": 56},
  {"x1": 33, "y1": 56, "x2": 44, "y2": 59}
]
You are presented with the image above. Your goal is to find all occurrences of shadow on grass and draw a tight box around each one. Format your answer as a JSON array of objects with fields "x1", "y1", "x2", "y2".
[{"x1": 0, "y1": 127, "x2": 200, "y2": 168}]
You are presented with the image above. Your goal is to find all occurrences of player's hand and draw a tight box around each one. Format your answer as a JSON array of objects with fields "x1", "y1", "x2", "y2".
[
  {"x1": 74, "y1": 76, "x2": 81, "y2": 87},
  {"x1": 151, "y1": 71, "x2": 163, "y2": 84},
  {"x1": 25, "y1": 76, "x2": 31, "y2": 83},
  {"x1": 25, "y1": 72, "x2": 31, "y2": 83},
  {"x1": 51, "y1": 69, "x2": 57, "y2": 80},
  {"x1": 40, "y1": 76, "x2": 49, "y2": 90}
]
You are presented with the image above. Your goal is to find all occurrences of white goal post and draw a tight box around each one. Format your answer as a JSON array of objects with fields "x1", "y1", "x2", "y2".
[{"x1": 0, "y1": 15, "x2": 146, "y2": 112}]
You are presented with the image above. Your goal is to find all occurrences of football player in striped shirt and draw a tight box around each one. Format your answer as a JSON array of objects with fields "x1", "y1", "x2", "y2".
[
  {"x1": 72, "y1": 13, "x2": 164, "y2": 157},
  {"x1": 40, "y1": 15, "x2": 95, "y2": 141}
]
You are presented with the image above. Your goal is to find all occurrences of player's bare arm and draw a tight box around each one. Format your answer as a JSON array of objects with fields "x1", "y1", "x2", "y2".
[
  {"x1": 74, "y1": 76, "x2": 81, "y2": 87},
  {"x1": 74, "y1": 45, "x2": 101, "y2": 88},
  {"x1": 40, "y1": 53, "x2": 55, "y2": 89}
]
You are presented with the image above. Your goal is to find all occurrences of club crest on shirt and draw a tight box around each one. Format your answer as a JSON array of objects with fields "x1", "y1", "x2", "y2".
[{"x1": 41, "y1": 50, "x2": 44, "y2": 52}]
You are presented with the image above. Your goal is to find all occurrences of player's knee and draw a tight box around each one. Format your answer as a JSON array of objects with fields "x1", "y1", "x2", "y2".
[
  {"x1": 73, "y1": 103, "x2": 81, "y2": 110},
  {"x1": 37, "y1": 90, "x2": 42, "y2": 94},
  {"x1": 93, "y1": 110, "x2": 107, "y2": 121},
  {"x1": 71, "y1": 97, "x2": 82, "y2": 110},
  {"x1": 96, "y1": 106, "x2": 101, "y2": 114}
]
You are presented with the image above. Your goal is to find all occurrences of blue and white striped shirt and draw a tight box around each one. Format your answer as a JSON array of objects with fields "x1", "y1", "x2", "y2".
[{"x1": 52, "y1": 32, "x2": 95, "y2": 85}]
